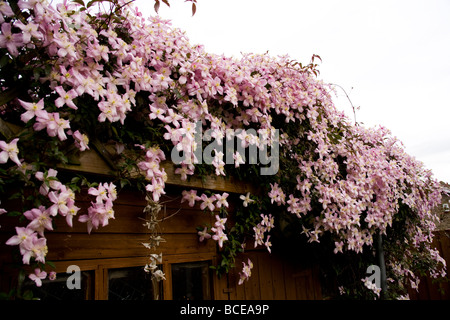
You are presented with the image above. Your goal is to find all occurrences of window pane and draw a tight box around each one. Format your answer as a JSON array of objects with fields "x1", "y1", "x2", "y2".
[
  {"x1": 22, "y1": 271, "x2": 94, "y2": 300},
  {"x1": 108, "y1": 266, "x2": 159, "y2": 300},
  {"x1": 171, "y1": 261, "x2": 211, "y2": 301}
]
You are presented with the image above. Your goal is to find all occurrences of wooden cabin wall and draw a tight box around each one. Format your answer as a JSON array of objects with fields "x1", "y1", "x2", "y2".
[{"x1": 215, "y1": 250, "x2": 322, "y2": 300}]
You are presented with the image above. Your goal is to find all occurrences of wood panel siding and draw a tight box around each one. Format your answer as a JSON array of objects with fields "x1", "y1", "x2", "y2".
[{"x1": 218, "y1": 250, "x2": 322, "y2": 300}]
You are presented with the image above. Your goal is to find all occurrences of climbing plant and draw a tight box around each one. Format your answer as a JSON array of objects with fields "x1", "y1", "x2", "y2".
[{"x1": 0, "y1": 0, "x2": 446, "y2": 299}]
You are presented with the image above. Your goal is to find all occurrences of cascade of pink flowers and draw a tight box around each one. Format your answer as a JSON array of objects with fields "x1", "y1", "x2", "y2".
[{"x1": 0, "y1": 0, "x2": 446, "y2": 296}]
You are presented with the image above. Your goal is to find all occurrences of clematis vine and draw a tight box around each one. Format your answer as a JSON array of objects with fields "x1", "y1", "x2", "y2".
[{"x1": 0, "y1": 0, "x2": 446, "y2": 299}]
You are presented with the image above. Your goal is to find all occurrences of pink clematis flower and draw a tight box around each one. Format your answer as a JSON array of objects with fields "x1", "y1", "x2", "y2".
[
  {"x1": 5, "y1": 227, "x2": 35, "y2": 249},
  {"x1": 73, "y1": 130, "x2": 89, "y2": 151},
  {"x1": 200, "y1": 194, "x2": 216, "y2": 211},
  {"x1": 0, "y1": 138, "x2": 21, "y2": 166},
  {"x1": 48, "y1": 271, "x2": 56, "y2": 281},
  {"x1": 88, "y1": 184, "x2": 109, "y2": 203},
  {"x1": 197, "y1": 226, "x2": 211, "y2": 242},
  {"x1": 181, "y1": 189, "x2": 201, "y2": 207},
  {"x1": 14, "y1": 20, "x2": 42, "y2": 43},
  {"x1": 214, "y1": 193, "x2": 229, "y2": 209},
  {"x1": 21, "y1": 236, "x2": 48, "y2": 265},
  {"x1": 0, "y1": 2, "x2": 14, "y2": 17},
  {"x1": 65, "y1": 204, "x2": 80, "y2": 228},
  {"x1": 41, "y1": 111, "x2": 71, "y2": 141},
  {"x1": 211, "y1": 227, "x2": 228, "y2": 248},
  {"x1": 239, "y1": 192, "x2": 255, "y2": 207},
  {"x1": 24, "y1": 206, "x2": 53, "y2": 236},
  {"x1": 238, "y1": 259, "x2": 253, "y2": 285},
  {"x1": 174, "y1": 164, "x2": 194, "y2": 181},
  {"x1": 0, "y1": 23, "x2": 23, "y2": 57},
  {"x1": 18, "y1": 98, "x2": 45, "y2": 123},
  {"x1": 48, "y1": 186, "x2": 73, "y2": 216},
  {"x1": 145, "y1": 178, "x2": 166, "y2": 202},
  {"x1": 35, "y1": 168, "x2": 61, "y2": 195},
  {"x1": 29, "y1": 268, "x2": 47, "y2": 287},
  {"x1": 55, "y1": 86, "x2": 78, "y2": 110}
]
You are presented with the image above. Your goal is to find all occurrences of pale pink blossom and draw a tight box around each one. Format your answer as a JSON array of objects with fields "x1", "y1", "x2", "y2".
[
  {"x1": 33, "y1": 111, "x2": 71, "y2": 141},
  {"x1": 181, "y1": 189, "x2": 200, "y2": 207},
  {"x1": 55, "y1": 86, "x2": 78, "y2": 110},
  {"x1": 238, "y1": 259, "x2": 253, "y2": 285},
  {"x1": 145, "y1": 178, "x2": 166, "y2": 202},
  {"x1": 200, "y1": 194, "x2": 216, "y2": 211},
  {"x1": 21, "y1": 236, "x2": 48, "y2": 265},
  {"x1": 29, "y1": 268, "x2": 47, "y2": 287},
  {"x1": 24, "y1": 206, "x2": 53, "y2": 236},
  {"x1": 73, "y1": 130, "x2": 90, "y2": 151},
  {"x1": 0, "y1": 23, "x2": 23, "y2": 56},
  {"x1": 211, "y1": 227, "x2": 228, "y2": 248},
  {"x1": 214, "y1": 193, "x2": 229, "y2": 209},
  {"x1": 48, "y1": 271, "x2": 57, "y2": 281},
  {"x1": 197, "y1": 226, "x2": 211, "y2": 242},
  {"x1": 239, "y1": 192, "x2": 254, "y2": 207},
  {"x1": 35, "y1": 169, "x2": 61, "y2": 195},
  {"x1": 0, "y1": 138, "x2": 21, "y2": 166},
  {"x1": 175, "y1": 164, "x2": 194, "y2": 181},
  {"x1": 18, "y1": 98, "x2": 45, "y2": 123}
]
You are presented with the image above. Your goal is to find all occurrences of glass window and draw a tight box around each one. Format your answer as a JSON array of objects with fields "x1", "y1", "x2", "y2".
[
  {"x1": 22, "y1": 270, "x2": 94, "y2": 300},
  {"x1": 108, "y1": 266, "x2": 160, "y2": 300},
  {"x1": 171, "y1": 261, "x2": 212, "y2": 301}
]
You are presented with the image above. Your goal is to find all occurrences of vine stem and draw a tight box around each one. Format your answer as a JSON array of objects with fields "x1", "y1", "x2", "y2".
[{"x1": 328, "y1": 83, "x2": 358, "y2": 125}]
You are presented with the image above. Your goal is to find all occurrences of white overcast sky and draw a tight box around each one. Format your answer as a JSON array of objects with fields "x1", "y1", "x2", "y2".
[{"x1": 122, "y1": 1, "x2": 450, "y2": 183}]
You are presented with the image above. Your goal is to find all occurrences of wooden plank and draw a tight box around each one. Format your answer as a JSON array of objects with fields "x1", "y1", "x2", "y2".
[
  {"x1": 44, "y1": 233, "x2": 215, "y2": 261},
  {"x1": 162, "y1": 261, "x2": 173, "y2": 300},
  {"x1": 270, "y1": 255, "x2": 286, "y2": 300},
  {"x1": 283, "y1": 259, "x2": 298, "y2": 300},
  {"x1": 214, "y1": 272, "x2": 230, "y2": 300},
  {"x1": 294, "y1": 275, "x2": 308, "y2": 300},
  {"x1": 257, "y1": 252, "x2": 274, "y2": 300},
  {"x1": 60, "y1": 148, "x2": 114, "y2": 176},
  {"x1": 50, "y1": 205, "x2": 213, "y2": 235},
  {"x1": 311, "y1": 266, "x2": 322, "y2": 299}
]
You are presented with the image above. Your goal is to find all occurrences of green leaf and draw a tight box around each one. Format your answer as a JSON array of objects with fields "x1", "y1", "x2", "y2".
[
  {"x1": 22, "y1": 290, "x2": 34, "y2": 300},
  {"x1": 71, "y1": 176, "x2": 80, "y2": 185},
  {"x1": 0, "y1": 54, "x2": 11, "y2": 68},
  {"x1": 7, "y1": 211, "x2": 22, "y2": 217}
]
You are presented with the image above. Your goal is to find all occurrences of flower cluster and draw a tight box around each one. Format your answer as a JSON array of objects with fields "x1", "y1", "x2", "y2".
[
  {"x1": 137, "y1": 145, "x2": 167, "y2": 202},
  {"x1": 197, "y1": 214, "x2": 229, "y2": 248},
  {"x1": 5, "y1": 165, "x2": 79, "y2": 287},
  {"x1": 78, "y1": 182, "x2": 117, "y2": 234},
  {"x1": 238, "y1": 258, "x2": 253, "y2": 285},
  {"x1": 253, "y1": 214, "x2": 274, "y2": 253},
  {"x1": 361, "y1": 277, "x2": 381, "y2": 298},
  {"x1": 182, "y1": 190, "x2": 229, "y2": 211}
]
